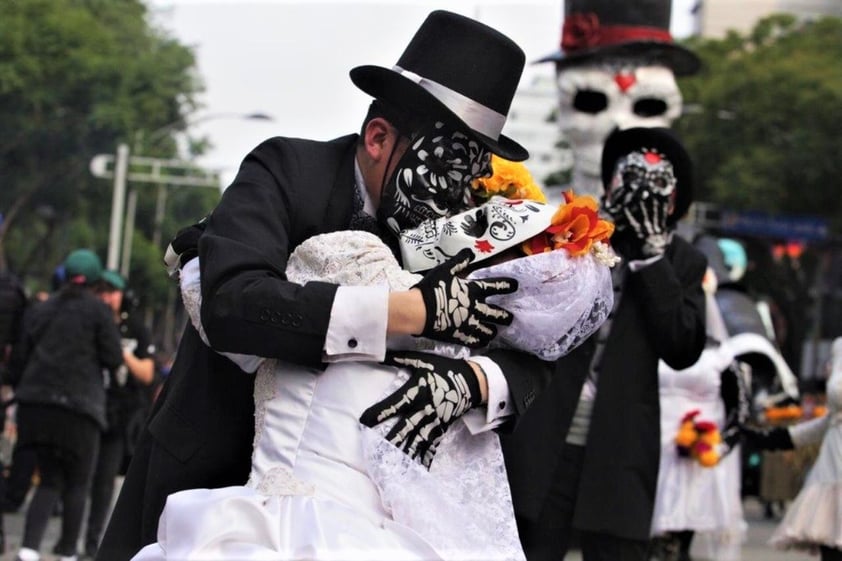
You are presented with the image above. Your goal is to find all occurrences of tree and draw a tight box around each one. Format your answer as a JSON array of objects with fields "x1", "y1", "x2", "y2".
[
  {"x1": 675, "y1": 15, "x2": 842, "y2": 235},
  {"x1": 0, "y1": 0, "x2": 206, "y2": 278}
]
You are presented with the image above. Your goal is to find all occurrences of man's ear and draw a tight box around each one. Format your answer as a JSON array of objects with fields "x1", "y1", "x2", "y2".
[{"x1": 362, "y1": 117, "x2": 395, "y2": 162}]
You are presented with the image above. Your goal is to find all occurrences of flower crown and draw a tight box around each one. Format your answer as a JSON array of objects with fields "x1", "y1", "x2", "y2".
[{"x1": 472, "y1": 155, "x2": 618, "y2": 264}]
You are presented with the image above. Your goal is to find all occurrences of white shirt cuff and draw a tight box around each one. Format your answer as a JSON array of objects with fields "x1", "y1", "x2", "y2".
[
  {"x1": 323, "y1": 285, "x2": 388, "y2": 362},
  {"x1": 461, "y1": 355, "x2": 513, "y2": 435}
]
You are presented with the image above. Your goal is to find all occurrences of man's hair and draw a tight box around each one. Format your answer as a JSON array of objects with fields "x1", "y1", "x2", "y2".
[
  {"x1": 360, "y1": 99, "x2": 470, "y2": 142},
  {"x1": 359, "y1": 99, "x2": 436, "y2": 141}
]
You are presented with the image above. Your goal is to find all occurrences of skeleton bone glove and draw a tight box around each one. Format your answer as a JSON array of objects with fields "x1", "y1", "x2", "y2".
[
  {"x1": 604, "y1": 150, "x2": 676, "y2": 258},
  {"x1": 619, "y1": 191, "x2": 673, "y2": 257},
  {"x1": 359, "y1": 351, "x2": 482, "y2": 468},
  {"x1": 414, "y1": 248, "x2": 517, "y2": 348}
]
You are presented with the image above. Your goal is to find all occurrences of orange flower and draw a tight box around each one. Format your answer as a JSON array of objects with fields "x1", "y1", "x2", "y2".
[
  {"x1": 675, "y1": 423, "x2": 697, "y2": 448},
  {"x1": 765, "y1": 405, "x2": 803, "y2": 421},
  {"x1": 471, "y1": 155, "x2": 547, "y2": 203},
  {"x1": 695, "y1": 442, "x2": 720, "y2": 467},
  {"x1": 523, "y1": 190, "x2": 615, "y2": 257}
]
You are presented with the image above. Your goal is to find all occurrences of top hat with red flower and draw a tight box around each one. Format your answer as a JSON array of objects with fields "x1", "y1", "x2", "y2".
[{"x1": 537, "y1": 0, "x2": 701, "y2": 76}]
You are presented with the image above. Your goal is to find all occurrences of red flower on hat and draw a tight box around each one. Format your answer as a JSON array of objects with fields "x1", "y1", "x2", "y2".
[{"x1": 561, "y1": 12, "x2": 602, "y2": 53}]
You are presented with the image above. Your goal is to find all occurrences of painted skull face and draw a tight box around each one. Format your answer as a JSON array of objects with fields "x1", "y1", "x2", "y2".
[
  {"x1": 602, "y1": 149, "x2": 677, "y2": 230},
  {"x1": 378, "y1": 121, "x2": 492, "y2": 236},
  {"x1": 557, "y1": 61, "x2": 683, "y2": 198},
  {"x1": 399, "y1": 197, "x2": 556, "y2": 273}
]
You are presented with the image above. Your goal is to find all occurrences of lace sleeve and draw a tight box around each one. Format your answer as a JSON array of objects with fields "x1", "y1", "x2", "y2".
[
  {"x1": 179, "y1": 258, "x2": 264, "y2": 373},
  {"x1": 468, "y1": 250, "x2": 614, "y2": 361}
]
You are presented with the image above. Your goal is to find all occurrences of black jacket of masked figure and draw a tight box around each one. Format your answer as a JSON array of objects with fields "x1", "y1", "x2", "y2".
[
  {"x1": 501, "y1": 231, "x2": 707, "y2": 543},
  {"x1": 97, "y1": 135, "x2": 554, "y2": 561}
]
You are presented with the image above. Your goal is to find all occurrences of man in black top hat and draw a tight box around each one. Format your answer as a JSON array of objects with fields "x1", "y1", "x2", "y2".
[
  {"x1": 501, "y1": 127, "x2": 707, "y2": 561},
  {"x1": 97, "y1": 11, "x2": 553, "y2": 560}
]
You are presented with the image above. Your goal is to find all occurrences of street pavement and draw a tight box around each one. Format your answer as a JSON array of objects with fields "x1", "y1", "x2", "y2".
[{"x1": 0, "y1": 490, "x2": 816, "y2": 560}]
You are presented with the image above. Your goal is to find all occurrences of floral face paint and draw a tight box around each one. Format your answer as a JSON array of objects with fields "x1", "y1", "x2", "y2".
[{"x1": 378, "y1": 121, "x2": 492, "y2": 236}]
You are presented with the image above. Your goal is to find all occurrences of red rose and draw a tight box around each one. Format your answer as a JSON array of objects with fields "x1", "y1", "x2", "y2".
[{"x1": 561, "y1": 13, "x2": 602, "y2": 52}]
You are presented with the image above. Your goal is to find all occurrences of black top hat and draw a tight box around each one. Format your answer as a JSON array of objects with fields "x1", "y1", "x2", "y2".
[
  {"x1": 350, "y1": 10, "x2": 529, "y2": 161},
  {"x1": 537, "y1": 0, "x2": 701, "y2": 76},
  {"x1": 601, "y1": 127, "x2": 693, "y2": 225}
]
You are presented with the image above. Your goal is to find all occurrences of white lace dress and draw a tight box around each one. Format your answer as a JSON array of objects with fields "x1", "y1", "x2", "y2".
[
  {"x1": 770, "y1": 337, "x2": 842, "y2": 551},
  {"x1": 132, "y1": 231, "x2": 613, "y2": 561}
]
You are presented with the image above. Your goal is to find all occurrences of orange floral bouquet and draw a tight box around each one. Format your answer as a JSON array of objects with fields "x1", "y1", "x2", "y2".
[
  {"x1": 471, "y1": 155, "x2": 618, "y2": 265},
  {"x1": 522, "y1": 189, "x2": 615, "y2": 258},
  {"x1": 675, "y1": 410, "x2": 722, "y2": 467}
]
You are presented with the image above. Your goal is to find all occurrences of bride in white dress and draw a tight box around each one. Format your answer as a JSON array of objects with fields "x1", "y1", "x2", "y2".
[{"x1": 132, "y1": 198, "x2": 616, "y2": 561}]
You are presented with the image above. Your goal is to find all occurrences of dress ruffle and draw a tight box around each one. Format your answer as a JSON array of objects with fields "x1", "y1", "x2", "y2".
[{"x1": 771, "y1": 482, "x2": 842, "y2": 550}]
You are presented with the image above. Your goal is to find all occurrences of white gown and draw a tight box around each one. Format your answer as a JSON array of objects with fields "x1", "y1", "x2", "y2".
[
  {"x1": 651, "y1": 290, "x2": 747, "y2": 560},
  {"x1": 652, "y1": 344, "x2": 747, "y2": 560},
  {"x1": 133, "y1": 231, "x2": 613, "y2": 561},
  {"x1": 770, "y1": 337, "x2": 842, "y2": 551}
]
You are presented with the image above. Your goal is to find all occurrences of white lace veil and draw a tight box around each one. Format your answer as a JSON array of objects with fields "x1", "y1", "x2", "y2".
[{"x1": 285, "y1": 230, "x2": 613, "y2": 361}]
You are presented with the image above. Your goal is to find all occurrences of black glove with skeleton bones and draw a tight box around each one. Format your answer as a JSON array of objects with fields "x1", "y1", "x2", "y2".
[
  {"x1": 359, "y1": 351, "x2": 482, "y2": 468},
  {"x1": 413, "y1": 248, "x2": 516, "y2": 348},
  {"x1": 603, "y1": 149, "x2": 676, "y2": 259}
]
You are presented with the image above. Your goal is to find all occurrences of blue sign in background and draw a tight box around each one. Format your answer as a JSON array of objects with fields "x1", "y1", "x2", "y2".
[{"x1": 719, "y1": 210, "x2": 829, "y2": 241}]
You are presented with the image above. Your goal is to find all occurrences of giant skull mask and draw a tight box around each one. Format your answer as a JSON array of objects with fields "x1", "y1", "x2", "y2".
[{"x1": 557, "y1": 60, "x2": 683, "y2": 198}]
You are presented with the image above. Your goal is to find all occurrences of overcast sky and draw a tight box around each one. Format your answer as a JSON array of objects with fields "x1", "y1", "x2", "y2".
[{"x1": 146, "y1": 0, "x2": 696, "y2": 185}]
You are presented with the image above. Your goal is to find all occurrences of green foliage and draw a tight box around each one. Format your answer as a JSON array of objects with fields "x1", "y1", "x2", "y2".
[
  {"x1": 0, "y1": 0, "x2": 206, "y2": 348},
  {"x1": 676, "y1": 15, "x2": 842, "y2": 235}
]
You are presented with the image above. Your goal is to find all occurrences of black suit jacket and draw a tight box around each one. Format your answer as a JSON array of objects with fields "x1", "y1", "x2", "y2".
[
  {"x1": 501, "y1": 236, "x2": 707, "y2": 542},
  {"x1": 98, "y1": 135, "x2": 553, "y2": 560}
]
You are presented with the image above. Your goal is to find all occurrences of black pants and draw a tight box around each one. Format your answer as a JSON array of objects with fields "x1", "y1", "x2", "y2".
[
  {"x1": 822, "y1": 545, "x2": 842, "y2": 561},
  {"x1": 3, "y1": 442, "x2": 37, "y2": 511},
  {"x1": 516, "y1": 443, "x2": 649, "y2": 561},
  {"x1": 85, "y1": 430, "x2": 125, "y2": 553},
  {"x1": 21, "y1": 429, "x2": 99, "y2": 556}
]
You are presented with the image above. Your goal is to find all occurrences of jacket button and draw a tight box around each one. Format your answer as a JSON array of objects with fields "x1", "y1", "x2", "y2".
[
  {"x1": 498, "y1": 400, "x2": 506, "y2": 410},
  {"x1": 348, "y1": 338, "x2": 358, "y2": 349}
]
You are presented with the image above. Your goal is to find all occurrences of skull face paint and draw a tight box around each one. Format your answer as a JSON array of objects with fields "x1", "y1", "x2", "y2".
[
  {"x1": 602, "y1": 149, "x2": 677, "y2": 231},
  {"x1": 557, "y1": 62, "x2": 683, "y2": 198},
  {"x1": 378, "y1": 121, "x2": 492, "y2": 236}
]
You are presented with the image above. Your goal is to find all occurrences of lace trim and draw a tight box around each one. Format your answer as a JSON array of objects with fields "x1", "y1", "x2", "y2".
[
  {"x1": 248, "y1": 465, "x2": 315, "y2": 497},
  {"x1": 359, "y1": 371, "x2": 525, "y2": 561}
]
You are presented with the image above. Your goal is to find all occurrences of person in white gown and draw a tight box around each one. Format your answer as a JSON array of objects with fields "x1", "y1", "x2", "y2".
[
  {"x1": 650, "y1": 267, "x2": 750, "y2": 561},
  {"x1": 132, "y1": 193, "x2": 618, "y2": 561},
  {"x1": 745, "y1": 336, "x2": 842, "y2": 561}
]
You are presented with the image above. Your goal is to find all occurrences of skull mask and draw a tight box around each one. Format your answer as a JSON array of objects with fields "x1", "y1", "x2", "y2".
[
  {"x1": 557, "y1": 60, "x2": 683, "y2": 198},
  {"x1": 602, "y1": 148, "x2": 677, "y2": 232},
  {"x1": 378, "y1": 121, "x2": 492, "y2": 236}
]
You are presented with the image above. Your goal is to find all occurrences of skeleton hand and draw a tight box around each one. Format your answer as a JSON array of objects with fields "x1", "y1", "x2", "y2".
[
  {"x1": 608, "y1": 189, "x2": 672, "y2": 258},
  {"x1": 359, "y1": 351, "x2": 482, "y2": 468},
  {"x1": 414, "y1": 248, "x2": 516, "y2": 348}
]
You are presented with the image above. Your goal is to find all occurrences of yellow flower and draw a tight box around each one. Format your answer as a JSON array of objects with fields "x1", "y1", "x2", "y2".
[{"x1": 472, "y1": 155, "x2": 547, "y2": 203}]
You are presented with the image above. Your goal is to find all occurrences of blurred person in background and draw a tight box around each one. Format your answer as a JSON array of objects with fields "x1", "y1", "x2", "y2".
[
  {"x1": 649, "y1": 266, "x2": 751, "y2": 561},
  {"x1": 0, "y1": 268, "x2": 28, "y2": 552},
  {"x1": 743, "y1": 336, "x2": 842, "y2": 561},
  {"x1": 7, "y1": 249, "x2": 123, "y2": 561},
  {"x1": 83, "y1": 270, "x2": 156, "y2": 560},
  {"x1": 2, "y1": 267, "x2": 64, "y2": 516}
]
